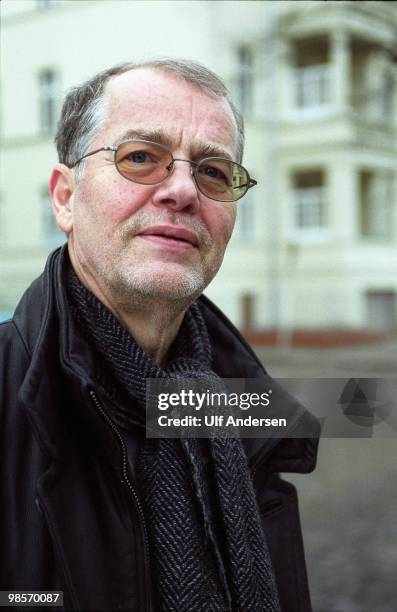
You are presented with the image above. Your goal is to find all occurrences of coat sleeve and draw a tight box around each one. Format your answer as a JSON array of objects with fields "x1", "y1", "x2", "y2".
[{"x1": 255, "y1": 473, "x2": 313, "y2": 612}]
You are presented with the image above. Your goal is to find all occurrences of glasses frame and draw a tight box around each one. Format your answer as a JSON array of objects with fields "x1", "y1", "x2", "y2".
[{"x1": 71, "y1": 139, "x2": 257, "y2": 203}]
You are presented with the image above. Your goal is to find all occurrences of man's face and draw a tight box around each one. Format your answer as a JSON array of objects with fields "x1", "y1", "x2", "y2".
[{"x1": 66, "y1": 68, "x2": 238, "y2": 305}]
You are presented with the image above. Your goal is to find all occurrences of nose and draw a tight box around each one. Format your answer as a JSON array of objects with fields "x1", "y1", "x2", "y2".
[{"x1": 151, "y1": 160, "x2": 200, "y2": 213}]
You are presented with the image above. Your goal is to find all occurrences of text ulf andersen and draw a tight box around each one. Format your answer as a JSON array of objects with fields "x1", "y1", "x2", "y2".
[{"x1": 158, "y1": 415, "x2": 287, "y2": 428}]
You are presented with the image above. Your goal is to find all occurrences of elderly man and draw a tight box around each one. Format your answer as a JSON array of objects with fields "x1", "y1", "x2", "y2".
[{"x1": 0, "y1": 60, "x2": 318, "y2": 611}]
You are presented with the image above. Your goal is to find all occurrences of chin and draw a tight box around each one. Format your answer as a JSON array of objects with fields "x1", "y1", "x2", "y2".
[{"x1": 117, "y1": 266, "x2": 208, "y2": 302}]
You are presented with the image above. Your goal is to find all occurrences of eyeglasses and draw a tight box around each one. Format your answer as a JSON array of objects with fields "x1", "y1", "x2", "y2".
[{"x1": 71, "y1": 139, "x2": 257, "y2": 203}]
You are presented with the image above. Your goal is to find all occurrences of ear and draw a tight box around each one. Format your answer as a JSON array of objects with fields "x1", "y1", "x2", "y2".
[{"x1": 49, "y1": 164, "x2": 76, "y2": 234}]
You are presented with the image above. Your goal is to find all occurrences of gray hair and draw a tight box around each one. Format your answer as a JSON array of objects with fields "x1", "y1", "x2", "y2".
[{"x1": 55, "y1": 59, "x2": 244, "y2": 180}]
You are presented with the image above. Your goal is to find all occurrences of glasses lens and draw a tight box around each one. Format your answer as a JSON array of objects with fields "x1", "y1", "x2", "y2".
[
  {"x1": 115, "y1": 140, "x2": 172, "y2": 184},
  {"x1": 196, "y1": 159, "x2": 249, "y2": 202}
]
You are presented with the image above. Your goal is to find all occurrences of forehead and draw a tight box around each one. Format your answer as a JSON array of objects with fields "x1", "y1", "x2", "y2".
[{"x1": 100, "y1": 68, "x2": 238, "y2": 158}]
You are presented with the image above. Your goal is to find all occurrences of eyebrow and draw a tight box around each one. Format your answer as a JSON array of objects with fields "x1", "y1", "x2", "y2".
[
  {"x1": 114, "y1": 129, "x2": 175, "y2": 149},
  {"x1": 191, "y1": 141, "x2": 233, "y2": 161},
  {"x1": 113, "y1": 128, "x2": 234, "y2": 161}
]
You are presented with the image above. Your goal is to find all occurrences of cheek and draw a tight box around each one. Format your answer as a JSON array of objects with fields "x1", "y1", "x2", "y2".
[
  {"x1": 75, "y1": 179, "x2": 154, "y2": 228},
  {"x1": 97, "y1": 183, "x2": 134, "y2": 223},
  {"x1": 209, "y1": 205, "x2": 236, "y2": 248}
]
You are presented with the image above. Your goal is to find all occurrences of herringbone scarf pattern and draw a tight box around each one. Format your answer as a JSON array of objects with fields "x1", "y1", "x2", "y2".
[{"x1": 67, "y1": 266, "x2": 280, "y2": 612}]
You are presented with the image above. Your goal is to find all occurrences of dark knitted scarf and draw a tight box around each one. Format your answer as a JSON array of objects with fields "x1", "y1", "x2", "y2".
[{"x1": 67, "y1": 267, "x2": 280, "y2": 612}]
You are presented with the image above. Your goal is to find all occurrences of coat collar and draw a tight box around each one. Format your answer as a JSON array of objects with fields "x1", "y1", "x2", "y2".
[{"x1": 14, "y1": 247, "x2": 121, "y2": 466}]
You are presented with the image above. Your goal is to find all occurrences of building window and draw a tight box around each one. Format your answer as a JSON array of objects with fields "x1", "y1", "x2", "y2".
[
  {"x1": 294, "y1": 65, "x2": 331, "y2": 109},
  {"x1": 38, "y1": 68, "x2": 58, "y2": 135},
  {"x1": 292, "y1": 170, "x2": 326, "y2": 230},
  {"x1": 236, "y1": 196, "x2": 255, "y2": 241},
  {"x1": 360, "y1": 171, "x2": 394, "y2": 241},
  {"x1": 236, "y1": 45, "x2": 254, "y2": 115},
  {"x1": 42, "y1": 187, "x2": 64, "y2": 247},
  {"x1": 293, "y1": 37, "x2": 330, "y2": 110},
  {"x1": 240, "y1": 293, "x2": 256, "y2": 331}
]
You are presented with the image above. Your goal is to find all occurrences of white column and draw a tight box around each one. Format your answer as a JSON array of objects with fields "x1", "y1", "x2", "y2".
[
  {"x1": 330, "y1": 30, "x2": 351, "y2": 113},
  {"x1": 330, "y1": 161, "x2": 359, "y2": 242},
  {"x1": 277, "y1": 37, "x2": 294, "y2": 117}
]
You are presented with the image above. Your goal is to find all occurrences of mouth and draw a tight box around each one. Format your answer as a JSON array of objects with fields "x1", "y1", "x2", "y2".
[{"x1": 137, "y1": 225, "x2": 199, "y2": 250}]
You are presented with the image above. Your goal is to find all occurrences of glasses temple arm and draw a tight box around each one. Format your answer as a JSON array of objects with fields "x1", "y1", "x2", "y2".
[
  {"x1": 237, "y1": 179, "x2": 257, "y2": 189},
  {"x1": 71, "y1": 146, "x2": 115, "y2": 168}
]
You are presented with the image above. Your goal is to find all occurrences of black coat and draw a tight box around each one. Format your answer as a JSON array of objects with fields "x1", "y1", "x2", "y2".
[{"x1": 0, "y1": 248, "x2": 319, "y2": 611}]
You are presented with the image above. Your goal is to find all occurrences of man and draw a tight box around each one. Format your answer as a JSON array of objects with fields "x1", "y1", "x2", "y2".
[{"x1": 0, "y1": 60, "x2": 318, "y2": 611}]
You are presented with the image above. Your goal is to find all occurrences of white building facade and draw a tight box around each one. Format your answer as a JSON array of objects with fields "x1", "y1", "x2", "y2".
[{"x1": 1, "y1": 0, "x2": 396, "y2": 331}]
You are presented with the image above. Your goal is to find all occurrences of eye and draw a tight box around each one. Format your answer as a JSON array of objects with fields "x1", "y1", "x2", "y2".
[
  {"x1": 125, "y1": 150, "x2": 150, "y2": 164},
  {"x1": 199, "y1": 164, "x2": 229, "y2": 183}
]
